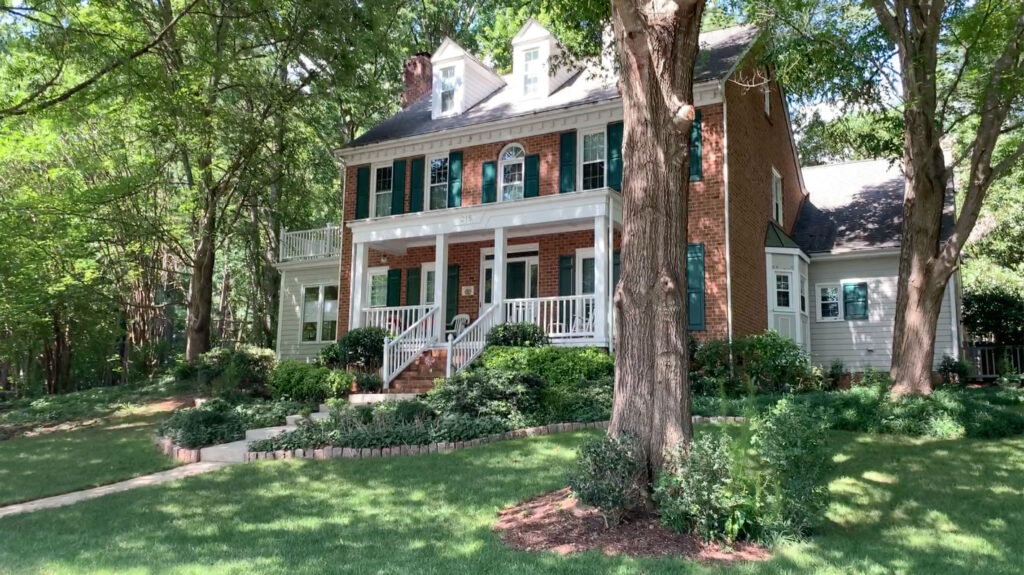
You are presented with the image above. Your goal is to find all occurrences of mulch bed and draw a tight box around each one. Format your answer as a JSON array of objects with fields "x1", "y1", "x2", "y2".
[{"x1": 494, "y1": 488, "x2": 770, "y2": 562}]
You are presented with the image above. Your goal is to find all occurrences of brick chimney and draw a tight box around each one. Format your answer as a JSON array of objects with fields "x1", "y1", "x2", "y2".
[{"x1": 401, "y1": 52, "x2": 433, "y2": 109}]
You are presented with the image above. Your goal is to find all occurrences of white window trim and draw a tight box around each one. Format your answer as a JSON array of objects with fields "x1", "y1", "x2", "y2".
[
  {"x1": 522, "y1": 47, "x2": 541, "y2": 97},
  {"x1": 479, "y1": 248, "x2": 539, "y2": 304},
  {"x1": 771, "y1": 167, "x2": 783, "y2": 226},
  {"x1": 816, "y1": 282, "x2": 843, "y2": 322},
  {"x1": 421, "y1": 262, "x2": 437, "y2": 305},
  {"x1": 578, "y1": 128, "x2": 608, "y2": 192},
  {"x1": 800, "y1": 273, "x2": 809, "y2": 316},
  {"x1": 497, "y1": 143, "x2": 526, "y2": 202},
  {"x1": 575, "y1": 247, "x2": 596, "y2": 295},
  {"x1": 424, "y1": 154, "x2": 449, "y2": 212},
  {"x1": 366, "y1": 266, "x2": 389, "y2": 309},
  {"x1": 773, "y1": 271, "x2": 793, "y2": 311},
  {"x1": 299, "y1": 283, "x2": 339, "y2": 343},
  {"x1": 439, "y1": 65, "x2": 458, "y2": 116},
  {"x1": 370, "y1": 163, "x2": 394, "y2": 218}
]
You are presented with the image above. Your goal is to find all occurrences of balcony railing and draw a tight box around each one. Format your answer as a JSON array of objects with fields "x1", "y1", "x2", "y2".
[{"x1": 279, "y1": 226, "x2": 341, "y2": 262}]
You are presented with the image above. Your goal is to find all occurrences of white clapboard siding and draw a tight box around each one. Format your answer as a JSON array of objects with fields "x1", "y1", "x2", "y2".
[
  {"x1": 277, "y1": 261, "x2": 341, "y2": 362},
  {"x1": 807, "y1": 254, "x2": 957, "y2": 371}
]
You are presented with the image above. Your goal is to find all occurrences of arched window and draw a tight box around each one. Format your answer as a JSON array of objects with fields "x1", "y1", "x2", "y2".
[{"x1": 498, "y1": 144, "x2": 526, "y2": 201}]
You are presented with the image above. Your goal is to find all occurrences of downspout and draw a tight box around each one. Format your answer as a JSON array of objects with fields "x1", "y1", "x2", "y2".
[{"x1": 721, "y1": 86, "x2": 734, "y2": 345}]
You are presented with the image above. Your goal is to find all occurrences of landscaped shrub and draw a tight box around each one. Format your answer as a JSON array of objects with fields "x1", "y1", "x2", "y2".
[
  {"x1": 157, "y1": 399, "x2": 245, "y2": 448},
  {"x1": 354, "y1": 372, "x2": 383, "y2": 393},
  {"x1": 938, "y1": 355, "x2": 972, "y2": 386},
  {"x1": 825, "y1": 358, "x2": 848, "y2": 391},
  {"x1": 567, "y1": 433, "x2": 646, "y2": 525},
  {"x1": 177, "y1": 346, "x2": 276, "y2": 398},
  {"x1": 479, "y1": 346, "x2": 614, "y2": 421},
  {"x1": 689, "y1": 337, "x2": 743, "y2": 396},
  {"x1": 232, "y1": 399, "x2": 305, "y2": 429},
  {"x1": 655, "y1": 431, "x2": 750, "y2": 541},
  {"x1": 268, "y1": 361, "x2": 352, "y2": 402},
  {"x1": 424, "y1": 368, "x2": 544, "y2": 426},
  {"x1": 320, "y1": 327, "x2": 389, "y2": 371},
  {"x1": 734, "y1": 331, "x2": 821, "y2": 393},
  {"x1": 370, "y1": 398, "x2": 436, "y2": 423},
  {"x1": 485, "y1": 323, "x2": 549, "y2": 347}
]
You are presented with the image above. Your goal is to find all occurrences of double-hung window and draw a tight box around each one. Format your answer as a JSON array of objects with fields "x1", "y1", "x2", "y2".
[
  {"x1": 581, "y1": 130, "x2": 606, "y2": 190},
  {"x1": 301, "y1": 284, "x2": 338, "y2": 342},
  {"x1": 373, "y1": 165, "x2": 393, "y2": 218},
  {"x1": 427, "y1": 156, "x2": 449, "y2": 210},
  {"x1": 775, "y1": 272, "x2": 792, "y2": 310},
  {"x1": 440, "y1": 66, "x2": 456, "y2": 114},
  {"x1": 367, "y1": 269, "x2": 388, "y2": 308},
  {"x1": 817, "y1": 281, "x2": 869, "y2": 322},
  {"x1": 523, "y1": 48, "x2": 540, "y2": 96},
  {"x1": 499, "y1": 144, "x2": 525, "y2": 201}
]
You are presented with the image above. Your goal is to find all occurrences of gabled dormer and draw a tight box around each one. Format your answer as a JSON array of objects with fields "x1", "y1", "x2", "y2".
[
  {"x1": 431, "y1": 38, "x2": 505, "y2": 119},
  {"x1": 510, "y1": 19, "x2": 578, "y2": 99}
]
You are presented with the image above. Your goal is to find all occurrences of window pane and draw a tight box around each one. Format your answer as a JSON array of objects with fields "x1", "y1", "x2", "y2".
[
  {"x1": 501, "y1": 145, "x2": 525, "y2": 161},
  {"x1": 374, "y1": 166, "x2": 393, "y2": 217},
  {"x1": 369, "y1": 274, "x2": 387, "y2": 307},
  {"x1": 429, "y1": 184, "x2": 447, "y2": 210},
  {"x1": 801, "y1": 278, "x2": 807, "y2": 312},
  {"x1": 502, "y1": 162, "x2": 524, "y2": 200},
  {"x1": 302, "y1": 286, "x2": 320, "y2": 342},
  {"x1": 323, "y1": 286, "x2": 338, "y2": 321},
  {"x1": 581, "y1": 258, "x2": 595, "y2": 294},
  {"x1": 820, "y1": 286, "x2": 839, "y2": 318},
  {"x1": 484, "y1": 267, "x2": 493, "y2": 304},
  {"x1": 375, "y1": 167, "x2": 392, "y2": 192},
  {"x1": 583, "y1": 133, "x2": 606, "y2": 162},
  {"x1": 777, "y1": 291, "x2": 790, "y2": 308},
  {"x1": 582, "y1": 161, "x2": 605, "y2": 190},
  {"x1": 374, "y1": 192, "x2": 392, "y2": 217},
  {"x1": 424, "y1": 270, "x2": 435, "y2": 304},
  {"x1": 441, "y1": 67, "x2": 456, "y2": 112},
  {"x1": 321, "y1": 321, "x2": 337, "y2": 342}
]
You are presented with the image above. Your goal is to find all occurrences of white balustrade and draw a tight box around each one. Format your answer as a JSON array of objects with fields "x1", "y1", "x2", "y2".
[
  {"x1": 504, "y1": 295, "x2": 598, "y2": 341},
  {"x1": 382, "y1": 306, "x2": 440, "y2": 388},
  {"x1": 362, "y1": 305, "x2": 434, "y2": 334},
  {"x1": 446, "y1": 305, "x2": 501, "y2": 378},
  {"x1": 279, "y1": 226, "x2": 342, "y2": 262}
]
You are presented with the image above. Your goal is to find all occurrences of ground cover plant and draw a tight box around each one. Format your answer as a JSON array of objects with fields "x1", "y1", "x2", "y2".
[
  {"x1": 158, "y1": 398, "x2": 309, "y2": 449},
  {"x1": 1, "y1": 429, "x2": 1023, "y2": 574}
]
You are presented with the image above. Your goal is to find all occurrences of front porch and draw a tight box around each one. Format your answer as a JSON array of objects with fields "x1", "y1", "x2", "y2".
[{"x1": 346, "y1": 188, "x2": 621, "y2": 387}]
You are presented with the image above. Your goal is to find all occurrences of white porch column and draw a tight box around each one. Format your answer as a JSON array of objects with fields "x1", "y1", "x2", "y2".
[
  {"x1": 434, "y1": 233, "x2": 448, "y2": 339},
  {"x1": 493, "y1": 227, "x2": 507, "y2": 322},
  {"x1": 350, "y1": 241, "x2": 369, "y2": 329},
  {"x1": 594, "y1": 215, "x2": 609, "y2": 344}
]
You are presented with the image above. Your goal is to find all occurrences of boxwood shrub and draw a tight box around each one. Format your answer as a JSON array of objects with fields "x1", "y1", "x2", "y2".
[
  {"x1": 268, "y1": 361, "x2": 352, "y2": 402},
  {"x1": 157, "y1": 399, "x2": 245, "y2": 448},
  {"x1": 485, "y1": 323, "x2": 549, "y2": 347},
  {"x1": 318, "y1": 327, "x2": 389, "y2": 371}
]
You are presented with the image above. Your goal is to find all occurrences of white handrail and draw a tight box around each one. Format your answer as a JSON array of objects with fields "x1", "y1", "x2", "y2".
[
  {"x1": 504, "y1": 295, "x2": 597, "y2": 341},
  {"x1": 279, "y1": 226, "x2": 341, "y2": 261},
  {"x1": 382, "y1": 306, "x2": 440, "y2": 388},
  {"x1": 446, "y1": 304, "x2": 501, "y2": 378},
  {"x1": 363, "y1": 305, "x2": 434, "y2": 333}
]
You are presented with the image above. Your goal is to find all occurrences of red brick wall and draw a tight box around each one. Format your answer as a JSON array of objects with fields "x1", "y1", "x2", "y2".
[
  {"x1": 337, "y1": 103, "x2": 732, "y2": 338},
  {"x1": 725, "y1": 62, "x2": 806, "y2": 338}
]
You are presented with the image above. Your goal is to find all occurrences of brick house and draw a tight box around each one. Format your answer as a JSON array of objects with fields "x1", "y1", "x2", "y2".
[{"x1": 273, "y1": 21, "x2": 963, "y2": 389}]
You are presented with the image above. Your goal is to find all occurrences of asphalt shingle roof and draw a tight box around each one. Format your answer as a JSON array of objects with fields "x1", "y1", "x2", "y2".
[
  {"x1": 792, "y1": 158, "x2": 956, "y2": 254},
  {"x1": 347, "y1": 25, "x2": 759, "y2": 148}
]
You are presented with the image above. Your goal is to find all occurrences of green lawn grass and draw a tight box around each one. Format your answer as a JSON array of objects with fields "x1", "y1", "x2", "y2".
[
  {"x1": 0, "y1": 413, "x2": 179, "y2": 506},
  {"x1": 0, "y1": 429, "x2": 1021, "y2": 574}
]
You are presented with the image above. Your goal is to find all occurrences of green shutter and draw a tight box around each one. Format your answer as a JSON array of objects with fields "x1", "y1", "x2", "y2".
[
  {"x1": 843, "y1": 282, "x2": 869, "y2": 320},
  {"x1": 448, "y1": 151, "x2": 462, "y2": 207},
  {"x1": 355, "y1": 166, "x2": 370, "y2": 219},
  {"x1": 446, "y1": 265, "x2": 459, "y2": 324},
  {"x1": 386, "y1": 269, "x2": 402, "y2": 307},
  {"x1": 409, "y1": 157, "x2": 424, "y2": 212},
  {"x1": 559, "y1": 131, "x2": 576, "y2": 193},
  {"x1": 558, "y1": 255, "x2": 575, "y2": 326},
  {"x1": 686, "y1": 244, "x2": 705, "y2": 331},
  {"x1": 524, "y1": 154, "x2": 540, "y2": 198},
  {"x1": 406, "y1": 267, "x2": 421, "y2": 306},
  {"x1": 481, "y1": 161, "x2": 497, "y2": 203},
  {"x1": 607, "y1": 122, "x2": 623, "y2": 191},
  {"x1": 391, "y1": 159, "x2": 406, "y2": 215},
  {"x1": 613, "y1": 250, "x2": 621, "y2": 291},
  {"x1": 689, "y1": 110, "x2": 702, "y2": 181}
]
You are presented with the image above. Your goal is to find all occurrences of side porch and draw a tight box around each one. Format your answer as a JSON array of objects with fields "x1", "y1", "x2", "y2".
[{"x1": 346, "y1": 189, "x2": 622, "y2": 388}]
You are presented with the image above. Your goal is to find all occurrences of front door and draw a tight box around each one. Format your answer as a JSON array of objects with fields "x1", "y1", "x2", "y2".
[{"x1": 480, "y1": 253, "x2": 538, "y2": 314}]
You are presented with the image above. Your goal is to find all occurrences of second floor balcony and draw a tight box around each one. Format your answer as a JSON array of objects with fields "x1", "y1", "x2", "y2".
[{"x1": 279, "y1": 225, "x2": 341, "y2": 263}]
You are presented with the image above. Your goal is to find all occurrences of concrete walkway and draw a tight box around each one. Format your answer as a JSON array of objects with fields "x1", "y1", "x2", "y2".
[{"x1": 0, "y1": 461, "x2": 232, "y2": 519}]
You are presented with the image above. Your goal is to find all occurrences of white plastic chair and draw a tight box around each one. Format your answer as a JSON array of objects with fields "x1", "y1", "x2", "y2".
[{"x1": 446, "y1": 314, "x2": 471, "y2": 338}]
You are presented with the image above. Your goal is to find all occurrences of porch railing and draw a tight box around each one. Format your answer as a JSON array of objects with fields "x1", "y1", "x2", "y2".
[
  {"x1": 382, "y1": 306, "x2": 440, "y2": 388},
  {"x1": 279, "y1": 226, "x2": 341, "y2": 262},
  {"x1": 505, "y1": 295, "x2": 598, "y2": 341},
  {"x1": 363, "y1": 305, "x2": 434, "y2": 334},
  {"x1": 963, "y1": 344, "x2": 1024, "y2": 380},
  {"x1": 446, "y1": 304, "x2": 501, "y2": 378}
]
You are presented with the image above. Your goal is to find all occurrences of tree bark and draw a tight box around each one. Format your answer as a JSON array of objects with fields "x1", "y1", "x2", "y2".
[
  {"x1": 609, "y1": 0, "x2": 704, "y2": 479},
  {"x1": 185, "y1": 213, "x2": 216, "y2": 361}
]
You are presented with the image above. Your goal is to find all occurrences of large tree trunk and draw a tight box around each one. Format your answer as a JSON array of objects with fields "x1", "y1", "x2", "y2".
[
  {"x1": 609, "y1": 0, "x2": 704, "y2": 479},
  {"x1": 185, "y1": 216, "x2": 216, "y2": 361}
]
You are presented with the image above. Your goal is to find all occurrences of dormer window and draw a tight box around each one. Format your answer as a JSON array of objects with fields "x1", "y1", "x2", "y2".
[
  {"x1": 440, "y1": 66, "x2": 456, "y2": 114},
  {"x1": 523, "y1": 48, "x2": 540, "y2": 96},
  {"x1": 499, "y1": 144, "x2": 526, "y2": 201}
]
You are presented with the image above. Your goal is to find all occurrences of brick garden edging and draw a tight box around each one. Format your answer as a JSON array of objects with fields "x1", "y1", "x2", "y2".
[
  {"x1": 241, "y1": 415, "x2": 746, "y2": 463},
  {"x1": 153, "y1": 435, "x2": 201, "y2": 463}
]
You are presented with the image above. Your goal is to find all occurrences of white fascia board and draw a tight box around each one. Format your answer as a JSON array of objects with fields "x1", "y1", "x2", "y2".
[
  {"x1": 808, "y1": 247, "x2": 901, "y2": 261},
  {"x1": 349, "y1": 189, "x2": 618, "y2": 244},
  {"x1": 336, "y1": 81, "x2": 722, "y2": 164},
  {"x1": 274, "y1": 256, "x2": 341, "y2": 271},
  {"x1": 765, "y1": 246, "x2": 810, "y2": 263}
]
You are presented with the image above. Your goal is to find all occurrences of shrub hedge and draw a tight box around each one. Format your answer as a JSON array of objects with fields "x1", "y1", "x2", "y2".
[
  {"x1": 174, "y1": 346, "x2": 277, "y2": 398},
  {"x1": 318, "y1": 327, "x2": 389, "y2": 371},
  {"x1": 485, "y1": 323, "x2": 549, "y2": 347},
  {"x1": 268, "y1": 361, "x2": 352, "y2": 403}
]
